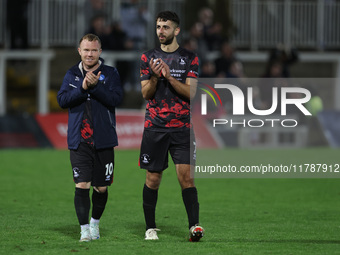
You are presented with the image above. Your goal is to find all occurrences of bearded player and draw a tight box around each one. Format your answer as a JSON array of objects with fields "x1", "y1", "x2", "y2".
[{"x1": 139, "y1": 11, "x2": 204, "y2": 241}]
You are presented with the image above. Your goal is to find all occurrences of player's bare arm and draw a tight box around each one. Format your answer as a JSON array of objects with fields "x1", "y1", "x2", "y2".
[
  {"x1": 141, "y1": 58, "x2": 162, "y2": 100},
  {"x1": 159, "y1": 59, "x2": 197, "y2": 100}
]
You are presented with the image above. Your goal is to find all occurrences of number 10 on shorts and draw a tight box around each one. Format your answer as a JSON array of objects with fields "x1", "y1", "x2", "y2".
[{"x1": 105, "y1": 163, "x2": 114, "y2": 175}]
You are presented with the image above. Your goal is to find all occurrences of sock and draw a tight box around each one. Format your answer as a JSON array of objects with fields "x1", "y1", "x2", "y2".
[
  {"x1": 91, "y1": 189, "x2": 108, "y2": 220},
  {"x1": 143, "y1": 184, "x2": 158, "y2": 230},
  {"x1": 81, "y1": 224, "x2": 90, "y2": 230},
  {"x1": 74, "y1": 188, "x2": 90, "y2": 225},
  {"x1": 182, "y1": 187, "x2": 200, "y2": 229},
  {"x1": 90, "y1": 218, "x2": 100, "y2": 224}
]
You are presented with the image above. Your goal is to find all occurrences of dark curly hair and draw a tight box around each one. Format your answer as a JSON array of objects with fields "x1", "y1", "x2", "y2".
[{"x1": 156, "y1": 11, "x2": 180, "y2": 27}]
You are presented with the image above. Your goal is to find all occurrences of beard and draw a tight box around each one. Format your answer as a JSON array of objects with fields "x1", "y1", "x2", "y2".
[{"x1": 159, "y1": 34, "x2": 175, "y2": 45}]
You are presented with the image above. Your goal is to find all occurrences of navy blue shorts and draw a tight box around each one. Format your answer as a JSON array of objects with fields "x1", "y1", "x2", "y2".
[
  {"x1": 139, "y1": 129, "x2": 196, "y2": 172},
  {"x1": 70, "y1": 143, "x2": 114, "y2": 186}
]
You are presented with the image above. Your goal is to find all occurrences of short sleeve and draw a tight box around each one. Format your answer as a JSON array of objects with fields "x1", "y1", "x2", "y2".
[
  {"x1": 140, "y1": 53, "x2": 151, "y2": 81},
  {"x1": 187, "y1": 55, "x2": 199, "y2": 79}
]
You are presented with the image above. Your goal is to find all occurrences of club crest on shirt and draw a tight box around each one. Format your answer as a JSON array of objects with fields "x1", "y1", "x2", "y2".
[
  {"x1": 179, "y1": 57, "x2": 186, "y2": 65},
  {"x1": 99, "y1": 74, "x2": 105, "y2": 81}
]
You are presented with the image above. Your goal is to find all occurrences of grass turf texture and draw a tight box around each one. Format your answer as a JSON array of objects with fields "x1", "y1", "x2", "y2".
[{"x1": 1, "y1": 148, "x2": 340, "y2": 254}]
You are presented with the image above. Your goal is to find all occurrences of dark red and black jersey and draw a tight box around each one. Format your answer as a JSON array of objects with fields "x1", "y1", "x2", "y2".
[{"x1": 140, "y1": 46, "x2": 199, "y2": 131}]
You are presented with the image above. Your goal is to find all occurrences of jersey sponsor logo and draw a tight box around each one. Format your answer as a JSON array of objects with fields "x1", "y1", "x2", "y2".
[
  {"x1": 169, "y1": 68, "x2": 186, "y2": 78},
  {"x1": 170, "y1": 69, "x2": 185, "y2": 73},
  {"x1": 75, "y1": 76, "x2": 80, "y2": 81}
]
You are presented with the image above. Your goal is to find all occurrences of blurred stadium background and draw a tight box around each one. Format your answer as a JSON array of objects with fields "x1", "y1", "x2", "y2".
[
  {"x1": 0, "y1": 0, "x2": 340, "y2": 149},
  {"x1": 2, "y1": 1, "x2": 340, "y2": 253}
]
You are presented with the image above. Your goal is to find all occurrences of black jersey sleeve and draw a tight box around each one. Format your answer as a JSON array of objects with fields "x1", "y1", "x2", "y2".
[
  {"x1": 187, "y1": 54, "x2": 199, "y2": 79},
  {"x1": 140, "y1": 53, "x2": 151, "y2": 81}
]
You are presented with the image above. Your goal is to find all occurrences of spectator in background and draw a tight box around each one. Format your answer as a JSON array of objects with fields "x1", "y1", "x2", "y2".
[
  {"x1": 108, "y1": 21, "x2": 135, "y2": 91},
  {"x1": 267, "y1": 45, "x2": 299, "y2": 77},
  {"x1": 120, "y1": 0, "x2": 150, "y2": 50},
  {"x1": 84, "y1": 0, "x2": 108, "y2": 31},
  {"x1": 120, "y1": 0, "x2": 150, "y2": 91},
  {"x1": 214, "y1": 40, "x2": 237, "y2": 77},
  {"x1": 259, "y1": 60, "x2": 286, "y2": 113},
  {"x1": 87, "y1": 13, "x2": 134, "y2": 90},
  {"x1": 200, "y1": 60, "x2": 216, "y2": 78},
  {"x1": 259, "y1": 45, "x2": 298, "y2": 114},
  {"x1": 198, "y1": 7, "x2": 223, "y2": 51},
  {"x1": 262, "y1": 60, "x2": 284, "y2": 78},
  {"x1": 87, "y1": 14, "x2": 111, "y2": 50},
  {"x1": 183, "y1": 37, "x2": 198, "y2": 53},
  {"x1": 87, "y1": 15, "x2": 133, "y2": 51},
  {"x1": 226, "y1": 59, "x2": 245, "y2": 78},
  {"x1": 183, "y1": 37, "x2": 203, "y2": 76},
  {"x1": 6, "y1": 0, "x2": 30, "y2": 49},
  {"x1": 108, "y1": 21, "x2": 134, "y2": 51},
  {"x1": 188, "y1": 22, "x2": 209, "y2": 61}
]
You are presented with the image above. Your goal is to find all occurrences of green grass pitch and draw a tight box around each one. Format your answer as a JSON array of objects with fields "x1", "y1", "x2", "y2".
[{"x1": 1, "y1": 148, "x2": 340, "y2": 254}]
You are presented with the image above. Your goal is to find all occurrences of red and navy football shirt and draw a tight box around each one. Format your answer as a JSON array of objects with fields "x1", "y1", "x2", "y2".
[
  {"x1": 140, "y1": 46, "x2": 199, "y2": 131},
  {"x1": 80, "y1": 68, "x2": 94, "y2": 146}
]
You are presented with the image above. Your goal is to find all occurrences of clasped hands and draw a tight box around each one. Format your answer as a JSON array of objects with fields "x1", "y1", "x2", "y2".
[
  {"x1": 82, "y1": 71, "x2": 101, "y2": 90},
  {"x1": 149, "y1": 58, "x2": 171, "y2": 79}
]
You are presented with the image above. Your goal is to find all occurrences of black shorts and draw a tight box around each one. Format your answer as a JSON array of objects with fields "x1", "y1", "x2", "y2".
[
  {"x1": 70, "y1": 143, "x2": 115, "y2": 186},
  {"x1": 139, "y1": 129, "x2": 196, "y2": 172}
]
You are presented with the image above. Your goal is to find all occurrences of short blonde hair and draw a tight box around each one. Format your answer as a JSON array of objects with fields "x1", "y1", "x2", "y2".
[{"x1": 79, "y1": 34, "x2": 102, "y2": 48}]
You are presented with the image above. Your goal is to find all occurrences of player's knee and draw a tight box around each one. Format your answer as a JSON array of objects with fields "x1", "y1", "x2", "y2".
[
  {"x1": 179, "y1": 177, "x2": 195, "y2": 190},
  {"x1": 146, "y1": 182, "x2": 160, "y2": 190},
  {"x1": 145, "y1": 178, "x2": 161, "y2": 190},
  {"x1": 94, "y1": 186, "x2": 107, "y2": 193},
  {"x1": 146, "y1": 171, "x2": 162, "y2": 189},
  {"x1": 76, "y1": 182, "x2": 91, "y2": 189},
  {"x1": 181, "y1": 183, "x2": 195, "y2": 190}
]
